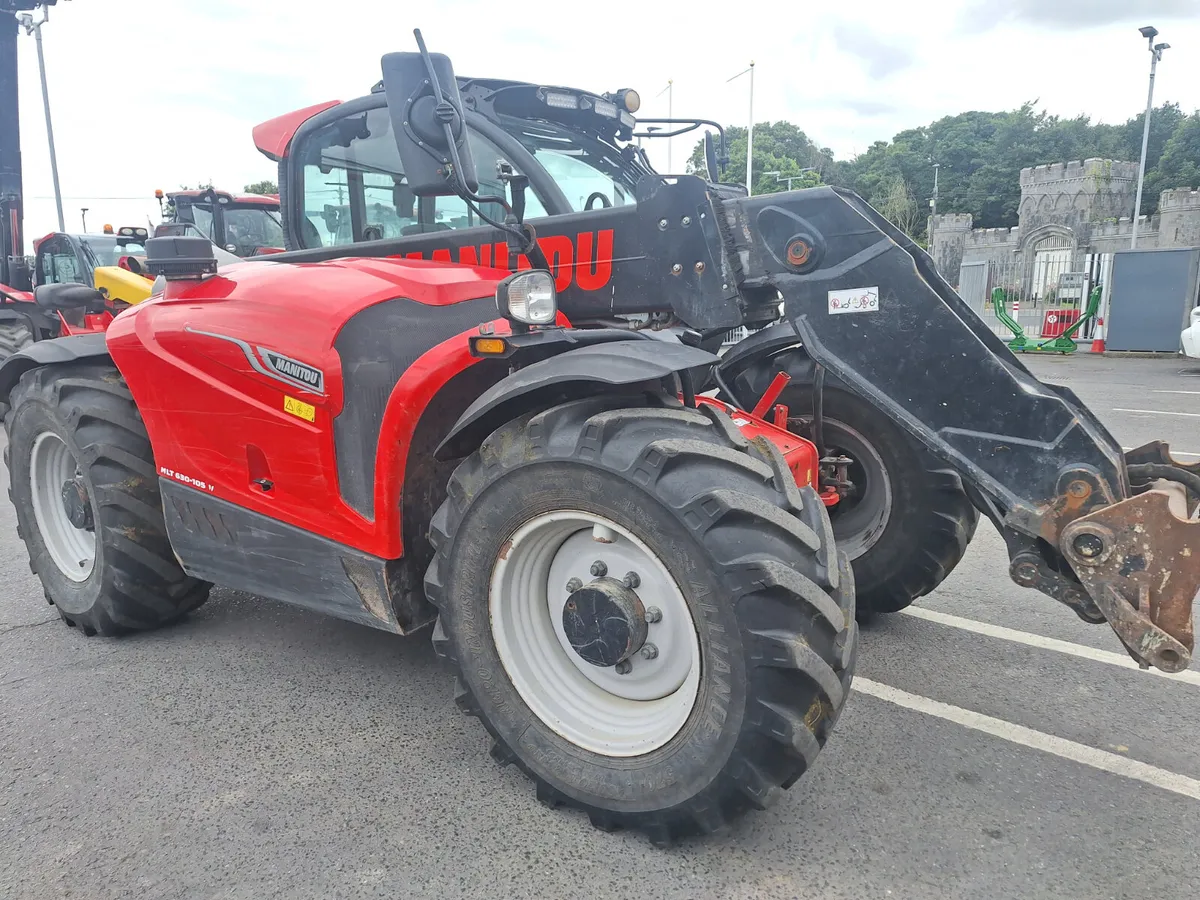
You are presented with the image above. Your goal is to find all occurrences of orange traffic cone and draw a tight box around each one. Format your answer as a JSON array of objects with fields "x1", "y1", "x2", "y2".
[{"x1": 1090, "y1": 316, "x2": 1106, "y2": 353}]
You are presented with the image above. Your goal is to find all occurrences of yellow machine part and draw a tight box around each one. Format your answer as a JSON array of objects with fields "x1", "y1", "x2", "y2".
[{"x1": 93, "y1": 266, "x2": 154, "y2": 308}]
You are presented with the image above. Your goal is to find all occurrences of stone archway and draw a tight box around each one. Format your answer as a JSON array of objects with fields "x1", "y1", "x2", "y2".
[{"x1": 1017, "y1": 224, "x2": 1078, "y2": 301}]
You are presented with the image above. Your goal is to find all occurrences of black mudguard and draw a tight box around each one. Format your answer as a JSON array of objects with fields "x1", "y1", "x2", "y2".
[
  {"x1": 436, "y1": 339, "x2": 719, "y2": 460},
  {"x1": 0, "y1": 332, "x2": 110, "y2": 399},
  {"x1": 0, "y1": 303, "x2": 61, "y2": 342}
]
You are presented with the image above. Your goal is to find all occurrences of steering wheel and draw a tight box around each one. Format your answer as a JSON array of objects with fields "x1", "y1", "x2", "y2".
[{"x1": 584, "y1": 191, "x2": 612, "y2": 210}]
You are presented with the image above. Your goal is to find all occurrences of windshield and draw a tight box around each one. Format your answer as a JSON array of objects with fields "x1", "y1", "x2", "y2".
[
  {"x1": 78, "y1": 237, "x2": 146, "y2": 268},
  {"x1": 296, "y1": 105, "x2": 521, "y2": 248},
  {"x1": 224, "y1": 207, "x2": 284, "y2": 254},
  {"x1": 189, "y1": 205, "x2": 283, "y2": 256},
  {"x1": 498, "y1": 118, "x2": 644, "y2": 212}
]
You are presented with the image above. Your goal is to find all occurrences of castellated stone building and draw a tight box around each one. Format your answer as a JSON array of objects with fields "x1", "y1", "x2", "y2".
[{"x1": 930, "y1": 158, "x2": 1200, "y2": 294}]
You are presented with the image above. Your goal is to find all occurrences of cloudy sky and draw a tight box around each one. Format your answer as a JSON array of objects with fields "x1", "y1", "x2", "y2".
[{"x1": 11, "y1": 0, "x2": 1200, "y2": 246}]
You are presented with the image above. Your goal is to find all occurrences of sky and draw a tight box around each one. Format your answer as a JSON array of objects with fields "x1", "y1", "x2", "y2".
[{"x1": 11, "y1": 0, "x2": 1200, "y2": 248}]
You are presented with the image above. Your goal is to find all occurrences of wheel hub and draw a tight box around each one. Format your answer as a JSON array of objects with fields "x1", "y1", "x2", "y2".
[
  {"x1": 562, "y1": 577, "x2": 648, "y2": 667},
  {"x1": 60, "y1": 477, "x2": 93, "y2": 531}
]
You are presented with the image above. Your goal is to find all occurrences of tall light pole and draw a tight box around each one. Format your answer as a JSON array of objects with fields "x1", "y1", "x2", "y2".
[
  {"x1": 727, "y1": 62, "x2": 755, "y2": 196},
  {"x1": 656, "y1": 80, "x2": 673, "y2": 171},
  {"x1": 17, "y1": 4, "x2": 64, "y2": 231},
  {"x1": 1131, "y1": 25, "x2": 1169, "y2": 250},
  {"x1": 763, "y1": 168, "x2": 817, "y2": 191}
]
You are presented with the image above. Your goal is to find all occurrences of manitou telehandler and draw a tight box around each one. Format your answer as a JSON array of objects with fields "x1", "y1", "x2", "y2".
[
  {"x1": 1, "y1": 32, "x2": 1197, "y2": 846},
  {"x1": 252, "y1": 61, "x2": 977, "y2": 620}
]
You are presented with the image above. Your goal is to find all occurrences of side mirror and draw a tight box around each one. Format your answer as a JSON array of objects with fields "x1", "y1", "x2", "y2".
[
  {"x1": 704, "y1": 132, "x2": 720, "y2": 182},
  {"x1": 380, "y1": 39, "x2": 478, "y2": 197}
]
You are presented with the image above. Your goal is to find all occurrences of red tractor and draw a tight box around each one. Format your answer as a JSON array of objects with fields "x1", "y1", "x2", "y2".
[
  {"x1": 0, "y1": 34, "x2": 1196, "y2": 846},
  {"x1": 154, "y1": 188, "x2": 284, "y2": 258}
]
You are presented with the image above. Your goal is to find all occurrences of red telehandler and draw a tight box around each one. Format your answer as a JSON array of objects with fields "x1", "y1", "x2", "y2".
[
  {"x1": 0, "y1": 32, "x2": 1196, "y2": 846},
  {"x1": 254, "y1": 63, "x2": 977, "y2": 622}
]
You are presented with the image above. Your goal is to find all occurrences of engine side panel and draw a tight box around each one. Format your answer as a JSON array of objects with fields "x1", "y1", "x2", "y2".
[
  {"x1": 334, "y1": 295, "x2": 495, "y2": 518},
  {"x1": 104, "y1": 256, "x2": 507, "y2": 559}
]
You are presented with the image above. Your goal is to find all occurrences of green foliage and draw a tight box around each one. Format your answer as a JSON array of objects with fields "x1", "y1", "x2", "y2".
[
  {"x1": 1139, "y1": 113, "x2": 1200, "y2": 207},
  {"x1": 244, "y1": 180, "x2": 279, "y2": 195},
  {"x1": 687, "y1": 101, "x2": 1200, "y2": 237},
  {"x1": 687, "y1": 122, "x2": 832, "y2": 194}
]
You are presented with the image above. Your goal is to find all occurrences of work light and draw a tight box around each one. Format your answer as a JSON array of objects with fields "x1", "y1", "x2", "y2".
[{"x1": 497, "y1": 270, "x2": 556, "y2": 326}]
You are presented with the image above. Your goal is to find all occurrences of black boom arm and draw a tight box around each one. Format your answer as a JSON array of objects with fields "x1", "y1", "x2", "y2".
[{"x1": 722, "y1": 185, "x2": 1200, "y2": 673}]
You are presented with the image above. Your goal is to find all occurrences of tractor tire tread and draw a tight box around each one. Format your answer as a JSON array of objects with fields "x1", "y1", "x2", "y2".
[
  {"x1": 4, "y1": 362, "x2": 210, "y2": 636},
  {"x1": 425, "y1": 397, "x2": 857, "y2": 845}
]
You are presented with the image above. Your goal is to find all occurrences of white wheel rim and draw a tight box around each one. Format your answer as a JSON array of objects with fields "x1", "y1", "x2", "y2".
[
  {"x1": 29, "y1": 432, "x2": 95, "y2": 582},
  {"x1": 489, "y1": 511, "x2": 701, "y2": 757}
]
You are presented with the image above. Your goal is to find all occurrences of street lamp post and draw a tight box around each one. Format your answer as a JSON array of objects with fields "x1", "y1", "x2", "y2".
[
  {"x1": 1131, "y1": 25, "x2": 1169, "y2": 250},
  {"x1": 763, "y1": 168, "x2": 817, "y2": 191},
  {"x1": 17, "y1": 4, "x2": 64, "y2": 231},
  {"x1": 655, "y1": 80, "x2": 674, "y2": 171},
  {"x1": 727, "y1": 62, "x2": 755, "y2": 196}
]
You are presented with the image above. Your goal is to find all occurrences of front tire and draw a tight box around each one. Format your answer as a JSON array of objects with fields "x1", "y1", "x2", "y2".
[
  {"x1": 5, "y1": 363, "x2": 210, "y2": 635},
  {"x1": 781, "y1": 384, "x2": 978, "y2": 618},
  {"x1": 425, "y1": 397, "x2": 857, "y2": 845},
  {"x1": 0, "y1": 321, "x2": 34, "y2": 360}
]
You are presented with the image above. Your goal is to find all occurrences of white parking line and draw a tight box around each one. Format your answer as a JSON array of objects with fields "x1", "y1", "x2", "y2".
[
  {"x1": 854, "y1": 678, "x2": 1200, "y2": 802},
  {"x1": 899, "y1": 606, "x2": 1200, "y2": 687},
  {"x1": 1152, "y1": 390, "x2": 1200, "y2": 396},
  {"x1": 1112, "y1": 408, "x2": 1200, "y2": 418}
]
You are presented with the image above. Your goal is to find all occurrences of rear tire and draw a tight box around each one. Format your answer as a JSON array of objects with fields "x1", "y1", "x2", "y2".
[
  {"x1": 781, "y1": 384, "x2": 978, "y2": 618},
  {"x1": 0, "y1": 321, "x2": 34, "y2": 360},
  {"x1": 5, "y1": 362, "x2": 210, "y2": 635},
  {"x1": 425, "y1": 397, "x2": 857, "y2": 845}
]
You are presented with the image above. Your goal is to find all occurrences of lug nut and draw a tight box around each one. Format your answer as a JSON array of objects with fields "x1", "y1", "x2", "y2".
[
  {"x1": 681, "y1": 216, "x2": 692, "y2": 227},
  {"x1": 640, "y1": 643, "x2": 659, "y2": 660},
  {"x1": 1073, "y1": 533, "x2": 1105, "y2": 559},
  {"x1": 646, "y1": 606, "x2": 662, "y2": 624},
  {"x1": 671, "y1": 263, "x2": 682, "y2": 275},
  {"x1": 615, "y1": 660, "x2": 633, "y2": 675},
  {"x1": 590, "y1": 560, "x2": 608, "y2": 577},
  {"x1": 623, "y1": 571, "x2": 640, "y2": 589},
  {"x1": 658, "y1": 218, "x2": 668, "y2": 231},
  {"x1": 565, "y1": 577, "x2": 583, "y2": 593},
  {"x1": 694, "y1": 261, "x2": 705, "y2": 273}
]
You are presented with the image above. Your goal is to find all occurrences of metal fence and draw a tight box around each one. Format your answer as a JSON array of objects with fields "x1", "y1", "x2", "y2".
[{"x1": 958, "y1": 250, "x2": 1110, "y2": 341}]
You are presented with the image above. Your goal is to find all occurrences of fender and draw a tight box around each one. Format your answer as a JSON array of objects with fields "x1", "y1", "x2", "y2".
[
  {"x1": 0, "y1": 304, "x2": 62, "y2": 343},
  {"x1": 0, "y1": 332, "x2": 110, "y2": 399},
  {"x1": 437, "y1": 338, "x2": 719, "y2": 460},
  {"x1": 711, "y1": 320, "x2": 855, "y2": 411}
]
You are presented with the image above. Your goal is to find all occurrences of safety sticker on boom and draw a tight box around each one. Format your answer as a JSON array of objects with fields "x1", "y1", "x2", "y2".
[{"x1": 828, "y1": 286, "x2": 880, "y2": 315}]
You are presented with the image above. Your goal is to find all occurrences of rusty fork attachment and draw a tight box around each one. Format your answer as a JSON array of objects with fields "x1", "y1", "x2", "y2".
[{"x1": 1055, "y1": 442, "x2": 1200, "y2": 674}]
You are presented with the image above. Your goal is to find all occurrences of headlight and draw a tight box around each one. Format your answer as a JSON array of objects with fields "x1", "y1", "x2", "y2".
[{"x1": 497, "y1": 270, "x2": 556, "y2": 326}]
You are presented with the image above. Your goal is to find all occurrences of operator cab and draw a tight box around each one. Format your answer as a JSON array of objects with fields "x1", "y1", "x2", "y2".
[
  {"x1": 263, "y1": 72, "x2": 728, "y2": 251},
  {"x1": 33, "y1": 227, "x2": 149, "y2": 289},
  {"x1": 161, "y1": 189, "x2": 284, "y2": 258}
]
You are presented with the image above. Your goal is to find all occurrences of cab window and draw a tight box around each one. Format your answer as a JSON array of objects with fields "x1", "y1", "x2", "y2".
[
  {"x1": 499, "y1": 119, "x2": 639, "y2": 212},
  {"x1": 296, "y1": 105, "x2": 543, "y2": 248},
  {"x1": 40, "y1": 239, "x2": 83, "y2": 284}
]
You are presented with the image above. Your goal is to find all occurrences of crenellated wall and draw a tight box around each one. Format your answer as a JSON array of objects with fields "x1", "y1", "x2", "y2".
[{"x1": 930, "y1": 158, "x2": 1200, "y2": 284}]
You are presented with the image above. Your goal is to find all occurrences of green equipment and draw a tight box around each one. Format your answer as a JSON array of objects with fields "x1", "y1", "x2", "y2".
[{"x1": 991, "y1": 284, "x2": 1102, "y2": 354}]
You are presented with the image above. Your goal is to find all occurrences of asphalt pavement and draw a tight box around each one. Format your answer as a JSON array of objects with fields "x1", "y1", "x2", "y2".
[{"x1": 1, "y1": 353, "x2": 1198, "y2": 900}]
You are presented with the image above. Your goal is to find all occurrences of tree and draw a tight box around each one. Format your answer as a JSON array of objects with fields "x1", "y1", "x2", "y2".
[
  {"x1": 687, "y1": 122, "x2": 832, "y2": 194},
  {"x1": 1139, "y1": 112, "x2": 1200, "y2": 213},
  {"x1": 877, "y1": 175, "x2": 921, "y2": 238},
  {"x1": 678, "y1": 102, "x2": 1199, "y2": 234},
  {"x1": 244, "y1": 180, "x2": 279, "y2": 195}
]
